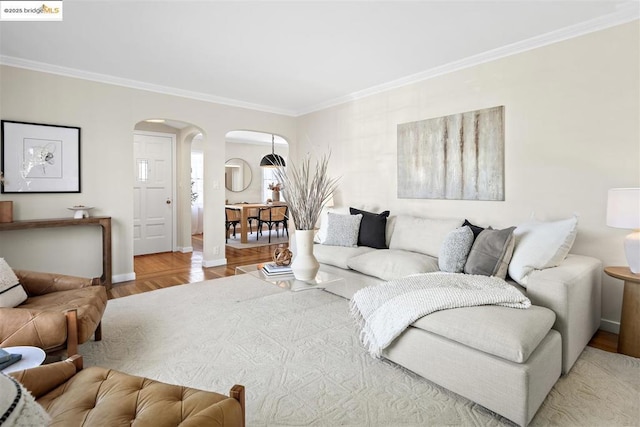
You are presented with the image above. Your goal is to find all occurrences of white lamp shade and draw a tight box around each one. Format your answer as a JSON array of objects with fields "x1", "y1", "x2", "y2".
[{"x1": 606, "y1": 188, "x2": 640, "y2": 229}]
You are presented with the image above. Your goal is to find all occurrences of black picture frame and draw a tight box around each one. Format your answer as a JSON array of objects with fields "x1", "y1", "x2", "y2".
[{"x1": 1, "y1": 120, "x2": 81, "y2": 193}]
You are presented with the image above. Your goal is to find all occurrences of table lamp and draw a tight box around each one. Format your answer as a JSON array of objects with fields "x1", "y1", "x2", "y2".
[{"x1": 606, "y1": 188, "x2": 640, "y2": 273}]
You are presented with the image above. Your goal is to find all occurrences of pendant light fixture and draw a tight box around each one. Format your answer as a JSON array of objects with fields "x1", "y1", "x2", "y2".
[{"x1": 260, "y1": 134, "x2": 286, "y2": 168}]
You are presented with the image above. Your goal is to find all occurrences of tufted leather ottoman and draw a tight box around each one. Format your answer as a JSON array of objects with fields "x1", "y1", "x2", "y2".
[{"x1": 11, "y1": 355, "x2": 245, "y2": 426}]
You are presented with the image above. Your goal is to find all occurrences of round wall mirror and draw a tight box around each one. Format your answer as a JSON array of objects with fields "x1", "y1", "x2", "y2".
[{"x1": 225, "y1": 158, "x2": 252, "y2": 192}]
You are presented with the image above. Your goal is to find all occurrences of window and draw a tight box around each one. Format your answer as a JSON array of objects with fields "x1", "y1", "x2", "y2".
[
  {"x1": 263, "y1": 167, "x2": 279, "y2": 202},
  {"x1": 136, "y1": 159, "x2": 148, "y2": 182}
]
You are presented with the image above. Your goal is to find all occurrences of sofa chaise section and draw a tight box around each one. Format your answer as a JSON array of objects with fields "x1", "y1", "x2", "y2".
[
  {"x1": 525, "y1": 254, "x2": 602, "y2": 373},
  {"x1": 384, "y1": 326, "x2": 561, "y2": 427}
]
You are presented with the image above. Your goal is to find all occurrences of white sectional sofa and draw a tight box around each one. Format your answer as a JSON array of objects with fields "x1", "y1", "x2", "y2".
[{"x1": 312, "y1": 212, "x2": 602, "y2": 427}]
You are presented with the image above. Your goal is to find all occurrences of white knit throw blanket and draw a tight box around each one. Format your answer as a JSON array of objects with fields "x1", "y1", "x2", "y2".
[{"x1": 349, "y1": 272, "x2": 531, "y2": 358}]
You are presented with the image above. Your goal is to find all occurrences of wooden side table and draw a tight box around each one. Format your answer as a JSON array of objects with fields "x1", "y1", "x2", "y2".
[{"x1": 604, "y1": 266, "x2": 640, "y2": 357}]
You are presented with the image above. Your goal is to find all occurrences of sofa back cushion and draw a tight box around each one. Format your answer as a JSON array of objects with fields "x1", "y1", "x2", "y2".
[{"x1": 389, "y1": 215, "x2": 463, "y2": 257}]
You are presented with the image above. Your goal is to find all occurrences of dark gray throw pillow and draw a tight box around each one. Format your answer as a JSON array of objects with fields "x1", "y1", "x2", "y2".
[
  {"x1": 350, "y1": 208, "x2": 390, "y2": 249},
  {"x1": 463, "y1": 226, "x2": 516, "y2": 279},
  {"x1": 463, "y1": 219, "x2": 485, "y2": 239}
]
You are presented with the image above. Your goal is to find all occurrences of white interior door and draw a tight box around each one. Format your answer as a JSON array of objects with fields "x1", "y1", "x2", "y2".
[{"x1": 133, "y1": 132, "x2": 175, "y2": 255}]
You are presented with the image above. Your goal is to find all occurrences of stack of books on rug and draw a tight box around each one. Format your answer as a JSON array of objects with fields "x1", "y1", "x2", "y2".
[
  {"x1": 262, "y1": 263, "x2": 293, "y2": 277},
  {"x1": 0, "y1": 348, "x2": 22, "y2": 371}
]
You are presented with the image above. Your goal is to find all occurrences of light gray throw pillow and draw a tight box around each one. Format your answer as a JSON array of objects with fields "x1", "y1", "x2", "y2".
[
  {"x1": 323, "y1": 212, "x2": 363, "y2": 247},
  {"x1": 464, "y1": 227, "x2": 516, "y2": 279},
  {"x1": 438, "y1": 226, "x2": 474, "y2": 273}
]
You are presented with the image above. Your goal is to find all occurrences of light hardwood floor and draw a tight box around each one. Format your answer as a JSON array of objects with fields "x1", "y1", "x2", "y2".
[
  {"x1": 109, "y1": 237, "x2": 618, "y2": 354},
  {"x1": 108, "y1": 235, "x2": 286, "y2": 299}
]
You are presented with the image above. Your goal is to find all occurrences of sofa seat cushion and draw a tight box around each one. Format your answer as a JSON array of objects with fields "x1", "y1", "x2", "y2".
[
  {"x1": 19, "y1": 286, "x2": 107, "y2": 344},
  {"x1": 37, "y1": 367, "x2": 243, "y2": 426},
  {"x1": 411, "y1": 305, "x2": 555, "y2": 363},
  {"x1": 347, "y1": 249, "x2": 439, "y2": 281},
  {"x1": 313, "y1": 244, "x2": 375, "y2": 269}
]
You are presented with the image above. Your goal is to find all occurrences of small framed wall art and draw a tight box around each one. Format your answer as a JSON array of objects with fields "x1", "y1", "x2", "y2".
[{"x1": 1, "y1": 120, "x2": 81, "y2": 193}]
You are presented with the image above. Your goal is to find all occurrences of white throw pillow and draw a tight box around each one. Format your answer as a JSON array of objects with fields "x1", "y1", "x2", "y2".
[
  {"x1": 508, "y1": 216, "x2": 578, "y2": 287},
  {"x1": 0, "y1": 258, "x2": 27, "y2": 308},
  {"x1": 323, "y1": 212, "x2": 362, "y2": 247},
  {"x1": 389, "y1": 215, "x2": 463, "y2": 258},
  {"x1": 347, "y1": 249, "x2": 439, "y2": 281}
]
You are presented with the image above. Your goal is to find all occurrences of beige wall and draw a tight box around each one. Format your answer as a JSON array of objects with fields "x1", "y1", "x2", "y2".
[
  {"x1": 296, "y1": 22, "x2": 639, "y2": 331},
  {"x1": 0, "y1": 66, "x2": 297, "y2": 280}
]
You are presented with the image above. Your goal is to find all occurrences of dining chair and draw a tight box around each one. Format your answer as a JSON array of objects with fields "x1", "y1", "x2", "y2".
[
  {"x1": 246, "y1": 207, "x2": 259, "y2": 234},
  {"x1": 257, "y1": 206, "x2": 288, "y2": 243},
  {"x1": 225, "y1": 207, "x2": 242, "y2": 243}
]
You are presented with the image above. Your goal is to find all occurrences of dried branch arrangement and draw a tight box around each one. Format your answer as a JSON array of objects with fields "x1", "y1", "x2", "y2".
[{"x1": 272, "y1": 153, "x2": 339, "y2": 230}]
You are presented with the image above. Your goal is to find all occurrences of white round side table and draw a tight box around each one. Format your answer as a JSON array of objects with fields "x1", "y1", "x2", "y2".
[{"x1": 1, "y1": 346, "x2": 46, "y2": 374}]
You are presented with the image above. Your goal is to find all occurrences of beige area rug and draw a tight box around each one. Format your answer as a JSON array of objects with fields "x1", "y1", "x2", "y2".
[
  {"x1": 225, "y1": 229, "x2": 290, "y2": 248},
  {"x1": 81, "y1": 276, "x2": 639, "y2": 426},
  {"x1": 192, "y1": 232, "x2": 289, "y2": 250}
]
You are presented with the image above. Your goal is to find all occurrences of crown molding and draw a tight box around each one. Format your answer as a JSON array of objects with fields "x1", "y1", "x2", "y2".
[
  {"x1": 0, "y1": 55, "x2": 298, "y2": 117},
  {"x1": 297, "y1": 7, "x2": 640, "y2": 116},
  {"x1": 1, "y1": 4, "x2": 637, "y2": 118}
]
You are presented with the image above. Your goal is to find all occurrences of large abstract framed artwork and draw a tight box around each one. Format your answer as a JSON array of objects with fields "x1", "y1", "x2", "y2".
[
  {"x1": 397, "y1": 106, "x2": 504, "y2": 201},
  {"x1": 1, "y1": 120, "x2": 81, "y2": 193}
]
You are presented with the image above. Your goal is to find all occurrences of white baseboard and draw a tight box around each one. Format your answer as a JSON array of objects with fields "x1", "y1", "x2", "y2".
[
  {"x1": 600, "y1": 318, "x2": 620, "y2": 334},
  {"x1": 112, "y1": 272, "x2": 136, "y2": 283},
  {"x1": 178, "y1": 246, "x2": 193, "y2": 253},
  {"x1": 203, "y1": 258, "x2": 227, "y2": 267}
]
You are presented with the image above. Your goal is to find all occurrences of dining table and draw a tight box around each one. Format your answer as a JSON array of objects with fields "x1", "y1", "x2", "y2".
[{"x1": 226, "y1": 203, "x2": 289, "y2": 243}]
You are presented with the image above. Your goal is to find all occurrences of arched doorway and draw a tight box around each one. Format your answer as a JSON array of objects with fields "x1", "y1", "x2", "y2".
[
  {"x1": 224, "y1": 130, "x2": 289, "y2": 205},
  {"x1": 133, "y1": 119, "x2": 204, "y2": 256}
]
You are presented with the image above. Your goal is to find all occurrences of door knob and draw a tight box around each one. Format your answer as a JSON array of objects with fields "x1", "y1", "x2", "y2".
[{"x1": 166, "y1": 199, "x2": 172, "y2": 205}]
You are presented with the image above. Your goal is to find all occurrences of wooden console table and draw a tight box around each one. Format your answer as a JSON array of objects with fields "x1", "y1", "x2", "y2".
[{"x1": 0, "y1": 217, "x2": 112, "y2": 290}]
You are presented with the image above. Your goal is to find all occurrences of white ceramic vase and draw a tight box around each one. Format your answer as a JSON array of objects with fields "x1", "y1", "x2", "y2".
[{"x1": 291, "y1": 229, "x2": 319, "y2": 281}]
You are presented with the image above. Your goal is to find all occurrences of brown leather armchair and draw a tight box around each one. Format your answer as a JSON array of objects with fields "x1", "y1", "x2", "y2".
[
  {"x1": 10, "y1": 355, "x2": 246, "y2": 426},
  {"x1": 0, "y1": 270, "x2": 107, "y2": 356}
]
